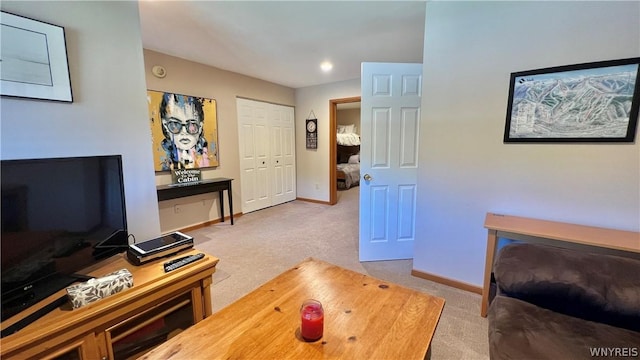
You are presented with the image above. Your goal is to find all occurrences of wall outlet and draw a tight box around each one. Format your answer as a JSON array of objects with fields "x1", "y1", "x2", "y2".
[{"x1": 174, "y1": 205, "x2": 182, "y2": 213}]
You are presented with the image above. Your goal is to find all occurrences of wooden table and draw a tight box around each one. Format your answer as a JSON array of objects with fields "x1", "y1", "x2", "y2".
[
  {"x1": 1, "y1": 249, "x2": 219, "y2": 359},
  {"x1": 157, "y1": 177, "x2": 234, "y2": 225},
  {"x1": 481, "y1": 212, "x2": 640, "y2": 317},
  {"x1": 140, "y1": 258, "x2": 446, "y2": 360}
]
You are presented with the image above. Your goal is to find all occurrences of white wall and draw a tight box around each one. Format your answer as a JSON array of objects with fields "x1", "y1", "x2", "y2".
[
  {"x1": 415, "y1": 1, "x2": 640, "y2": 286},
  {"x1": 337, "y1": 108, "x2": 361, "y2": 135},
  {"x1": 0, "y1": 1, "x2": 161, "y2": 242},
  {"x1": 295, "y1": 79, "x2": 360, "y2": 201}
]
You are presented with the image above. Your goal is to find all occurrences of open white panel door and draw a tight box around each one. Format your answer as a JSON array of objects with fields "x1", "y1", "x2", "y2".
[{"x1": 359, "y1": 62, "x2": 422, "y2": 262}]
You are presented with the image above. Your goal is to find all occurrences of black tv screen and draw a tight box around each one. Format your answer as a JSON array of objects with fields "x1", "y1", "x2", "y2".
[{"x1": 1, "y1": 155, "x2": 128, "y2": 322}]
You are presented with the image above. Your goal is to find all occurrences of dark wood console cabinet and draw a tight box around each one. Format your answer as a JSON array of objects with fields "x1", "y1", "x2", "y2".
[{"x1": 156, "y1": 178, "x2": 234, "y2": 225}]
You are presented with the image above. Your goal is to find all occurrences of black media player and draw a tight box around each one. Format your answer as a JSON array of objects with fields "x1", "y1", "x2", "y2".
[{"x1": 127, "y1": 231, "x2": 194, "y2": 265}]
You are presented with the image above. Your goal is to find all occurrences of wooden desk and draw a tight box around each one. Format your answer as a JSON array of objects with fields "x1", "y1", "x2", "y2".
[
  {"x1": 481, "y1": 213, "x2": 640, "y2": 317},
  {"x1": 157, "y1": 178, "x2": 234, "y2": 225},
  {"x1": 141, "y1": 258, "x2": 446, "y2": 360},
  {"x1": 1, "y1": 249, "x2": 219, "y2": 359}
]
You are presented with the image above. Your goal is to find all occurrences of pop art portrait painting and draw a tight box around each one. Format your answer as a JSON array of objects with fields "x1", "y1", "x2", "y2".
[{"x1": 148, "y1": 90, "x2": 219, "y2": 171}]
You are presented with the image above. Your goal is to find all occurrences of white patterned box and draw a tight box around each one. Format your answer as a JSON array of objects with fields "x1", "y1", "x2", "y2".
[{"x1": 66, "y1": 269, "x2": 133, "y2": 309}]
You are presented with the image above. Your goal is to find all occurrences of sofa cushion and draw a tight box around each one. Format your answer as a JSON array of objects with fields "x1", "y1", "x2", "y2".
[
  {"x1": 489, "y1": 295, "x2": 640, "y2": 360},
  {"x1": 494, "y1": 243, "x2": 640, "y2": 331}
]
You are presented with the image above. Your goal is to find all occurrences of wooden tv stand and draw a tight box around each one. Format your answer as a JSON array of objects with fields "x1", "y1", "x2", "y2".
[{"x1": 0, "y1": 249, "x2": 219, "y2": 359}]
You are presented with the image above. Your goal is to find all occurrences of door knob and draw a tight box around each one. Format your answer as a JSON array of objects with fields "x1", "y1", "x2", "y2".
[{"x1": 363, "y1": 174, "x2": 373, "y2": 181}]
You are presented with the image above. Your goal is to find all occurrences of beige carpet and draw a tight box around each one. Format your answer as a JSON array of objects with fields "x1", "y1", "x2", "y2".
[{"x1": 186, "y1": 186, "x2": 489, "y2": 359}]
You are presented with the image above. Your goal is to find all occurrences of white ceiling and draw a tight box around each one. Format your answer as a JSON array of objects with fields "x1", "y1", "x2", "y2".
[{"x1": 138, "y1": 1, "x2": 426, "y2": 89}]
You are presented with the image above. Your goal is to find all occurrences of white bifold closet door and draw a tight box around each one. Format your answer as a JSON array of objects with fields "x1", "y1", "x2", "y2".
[{"x1": 237, "y1": 98, "x2": 296, "y2": 213}]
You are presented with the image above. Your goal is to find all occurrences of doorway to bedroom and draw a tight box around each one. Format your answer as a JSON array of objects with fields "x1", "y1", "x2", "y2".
[{"x1": 329, "y1": 97, "x2": 361, "y2": 205}]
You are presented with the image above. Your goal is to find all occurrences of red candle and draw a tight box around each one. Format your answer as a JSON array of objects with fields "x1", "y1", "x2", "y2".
[{"x1": 300, "y1": 299, "x2": 324, "y2": 341}]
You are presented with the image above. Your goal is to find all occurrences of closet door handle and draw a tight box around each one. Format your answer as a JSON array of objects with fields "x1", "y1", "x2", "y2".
[
  {"x1": 363, "y1": 174, "x2": 373, "y2": 181},
  {"x1": 262, "y1": 161, "x2": 265, "y2": 164}
]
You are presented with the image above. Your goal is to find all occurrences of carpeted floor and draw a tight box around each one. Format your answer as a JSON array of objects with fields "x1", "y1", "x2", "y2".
[{"x1": 186, "y1": 186, "x2": 489, "y2": 359}]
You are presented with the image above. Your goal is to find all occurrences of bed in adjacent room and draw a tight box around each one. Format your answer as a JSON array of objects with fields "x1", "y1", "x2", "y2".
[{"x1": 337, "y1": 124, "x2": 360, "y2": 190}]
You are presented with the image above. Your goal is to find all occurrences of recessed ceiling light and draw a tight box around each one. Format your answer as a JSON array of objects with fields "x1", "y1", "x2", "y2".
[{"x1": 320, "y1": 61, "x2": 333, "y2": 72}]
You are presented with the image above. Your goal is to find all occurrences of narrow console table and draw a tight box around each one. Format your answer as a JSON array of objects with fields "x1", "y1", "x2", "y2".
[
  {"x1": 0, "y1": 249, "x2": 219, "y2": 359},
  {"x1": 481, "y1": 212, "x2": 640, "y2": 317},
  {"x1": 157, "y1": 177, "x2": 234, "y2": 225}
]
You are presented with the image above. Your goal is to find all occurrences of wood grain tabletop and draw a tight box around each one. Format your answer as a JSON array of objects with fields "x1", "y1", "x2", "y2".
[{"x1": 139, "y1": 258, "x2": 445, "y2": 360}]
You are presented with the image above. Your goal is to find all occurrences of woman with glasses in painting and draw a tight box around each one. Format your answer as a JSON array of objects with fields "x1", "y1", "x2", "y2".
[{"x1": 159, "y1": 93, "x2": 210, "y2": 170}]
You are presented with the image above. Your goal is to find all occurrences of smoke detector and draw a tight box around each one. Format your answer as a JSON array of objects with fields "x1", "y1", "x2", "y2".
[{"x1": 151, "y1": 65, "x2": 167, "y2": 78}]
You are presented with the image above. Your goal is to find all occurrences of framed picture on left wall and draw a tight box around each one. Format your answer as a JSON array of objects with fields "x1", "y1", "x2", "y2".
[{"x1": 0, "y1": 11, "x2": 73, "y2": 102}]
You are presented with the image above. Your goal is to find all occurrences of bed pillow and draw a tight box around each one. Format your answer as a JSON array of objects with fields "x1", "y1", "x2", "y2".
[
  {"x1": 338, "y1": 124, "x2": 356, "y2": 134},
  {"x1": 348, "y1": 154, "x2": 360, "y2": 164}
]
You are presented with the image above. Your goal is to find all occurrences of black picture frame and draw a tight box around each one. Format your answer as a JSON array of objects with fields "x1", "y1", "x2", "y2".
[
  {"x1": 0, "y1": 11, "x2": 73, "y2": 102},
  {"x1": 504, "y1": 58, "x2": 640, "y2": 143}
]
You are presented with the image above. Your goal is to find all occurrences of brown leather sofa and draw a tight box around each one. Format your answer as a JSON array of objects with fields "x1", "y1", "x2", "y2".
[{"x1": 488, "y1": 243, "x2": 640, "y2": 359}]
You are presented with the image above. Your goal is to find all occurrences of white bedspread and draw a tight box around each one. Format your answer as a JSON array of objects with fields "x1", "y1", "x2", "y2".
[
  {"x1": 337, "y1": 163, "x2": 360, "y2": 189},
  {"x1": 337, "y1": 133, "x2": 360, "y2": 146}
]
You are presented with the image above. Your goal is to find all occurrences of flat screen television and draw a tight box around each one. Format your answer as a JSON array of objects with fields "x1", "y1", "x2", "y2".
[{"x1": 1, "y1": 155, "x2": 129, "y2": 326}]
